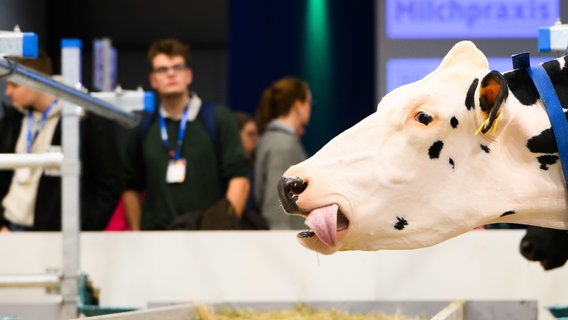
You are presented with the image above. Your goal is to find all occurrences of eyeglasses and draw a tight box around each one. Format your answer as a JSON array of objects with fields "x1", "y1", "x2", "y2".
[{"x1": 153, "y1": 64, "x2": 187, "y2": 74}]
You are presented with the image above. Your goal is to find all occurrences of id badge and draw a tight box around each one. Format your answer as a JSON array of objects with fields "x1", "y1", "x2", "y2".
[{"x1": 166, "y1": 159, "x2": 187, "y2": 184}]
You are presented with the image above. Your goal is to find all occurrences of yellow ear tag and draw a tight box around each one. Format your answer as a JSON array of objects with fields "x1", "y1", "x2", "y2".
[
  {"x1": 491, "y1": 108, "x2": 503, "y2": 134},
  {"x1": 474, "y1": 108, "x2": 503, "y2": 136},
  {"x1": 474, "y1": 118, "x2": 489, "y2": 135},
  {"x1": 492, "y1": 108, "x2": 503, "y2": 133}
]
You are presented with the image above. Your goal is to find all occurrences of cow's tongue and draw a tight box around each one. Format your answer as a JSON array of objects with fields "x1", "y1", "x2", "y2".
[{"x1": 304, "y1": 204, "x2": 339, "y2": 247}]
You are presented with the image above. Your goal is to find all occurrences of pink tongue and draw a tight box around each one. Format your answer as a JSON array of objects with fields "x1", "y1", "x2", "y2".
[{"x1": 304, "y1": 204, "x2": 339, "y2": 247}]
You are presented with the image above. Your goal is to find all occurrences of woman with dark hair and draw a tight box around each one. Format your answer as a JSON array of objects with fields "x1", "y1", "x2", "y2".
[
  {"x1": 233, "y1": 111, "x2": 268, "y2": 229},
  {"x1": 234, "y1": 111, "x2": 259, "y2": 163},
  {"x1": 254, "y1": 77, "x2": 313, "y2": 229}
]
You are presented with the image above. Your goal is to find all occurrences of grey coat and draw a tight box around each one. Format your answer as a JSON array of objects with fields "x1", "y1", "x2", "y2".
[{"x1": 254, "y1": 120, "x2": 307, "y2": 229}]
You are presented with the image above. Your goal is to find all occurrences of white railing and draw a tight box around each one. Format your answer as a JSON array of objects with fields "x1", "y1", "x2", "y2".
[
  {"x1": 0, "y1": 35, "x2": 139, "y2": 320},
  {"x1": 0, "y1": 153, "x2": 63, "y2": 169}
]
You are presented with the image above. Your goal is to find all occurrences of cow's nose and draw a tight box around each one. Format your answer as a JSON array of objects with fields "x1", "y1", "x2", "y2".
[
  {"x1": 277, "y1": 177, "x2": 308, "y2": 213},
  {"x1": 520, "y1": 238, "x2": 535, "y2": 259}
]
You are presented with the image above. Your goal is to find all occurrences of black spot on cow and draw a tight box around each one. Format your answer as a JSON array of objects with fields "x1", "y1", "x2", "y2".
[
  {"x1": 527, "y1": 129, "x2": 557, "y2": 154},
  {"x1": 394, "y1": 216, "x2": 408, "y2": 231},
  {"x1": 465, "y1": 78, "x2": 478, "y2": 111},
  {"x1": 480, "y1": 144, "x2": 490, "y2": 153},
  {"x1": 543, "y1": 59, "x2": 568, "y2": 109},
  {"x1": 428, "y1": 140, "x2": 444, "y2": 159},
  {"x1": 500, "y1": 210, "x2": 515, "y2": 217},
  {"x1": 450, "y1": 116, "x2": 459, "y2": 128},
  {"x1": 449, "y1": 157, "x2": 455, "y2": 169},
  {"x1": 504, "y1": 57, "x2": 568, "y2": 115},
  {"x1": 503, "y1": 69, "x2": 539, "y2": 106},
  {"x1": 537, "y1": 155, "x2": 560, "y2": 170}
]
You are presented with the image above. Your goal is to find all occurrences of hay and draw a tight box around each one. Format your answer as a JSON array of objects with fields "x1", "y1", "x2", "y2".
[{"x1": 193, "y1": 302, "x2": 424, "y2": 320}]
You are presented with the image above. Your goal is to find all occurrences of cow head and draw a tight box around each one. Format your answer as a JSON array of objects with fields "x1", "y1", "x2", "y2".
[{"x1": 278, "y1": 41, "x2": 568, "y2": 254}]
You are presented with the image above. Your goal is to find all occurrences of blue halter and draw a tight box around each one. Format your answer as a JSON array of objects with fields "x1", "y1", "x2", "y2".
[{"x1": 512, "y1": 52, "x2": 568, "y2": 190}]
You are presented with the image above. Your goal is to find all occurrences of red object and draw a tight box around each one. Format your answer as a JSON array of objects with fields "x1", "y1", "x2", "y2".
[{"x1": 105, "y1": 196, "x2": 129, "y2": 231}]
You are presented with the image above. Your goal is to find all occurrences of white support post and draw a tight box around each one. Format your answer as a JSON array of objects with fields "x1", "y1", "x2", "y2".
[{"x1": 60, "y1": 38, "x2": 82, "y2": 320}]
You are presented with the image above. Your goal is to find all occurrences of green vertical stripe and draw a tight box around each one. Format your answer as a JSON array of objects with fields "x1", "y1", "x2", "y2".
[{"x1": 304, "y1": 0, "x2": 332, "y2": 153}]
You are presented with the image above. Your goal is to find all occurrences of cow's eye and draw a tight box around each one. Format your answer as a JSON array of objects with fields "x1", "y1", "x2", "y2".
[{"x1": 415, "y1": 111, "x2": 434, "y2": 126}]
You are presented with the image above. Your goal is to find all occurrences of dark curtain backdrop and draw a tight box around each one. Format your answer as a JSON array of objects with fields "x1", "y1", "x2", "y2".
[{"x1": 228, "y1": 1, "x2": 376, "y2": 155}]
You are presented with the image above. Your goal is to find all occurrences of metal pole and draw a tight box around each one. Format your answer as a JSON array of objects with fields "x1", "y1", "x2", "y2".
[
  {"x1": 0, "y1": 153, "x2": 63, "y2": 169},
  {"x1": 0, "y1": 274, "x2": 61, "y2": 289},
  {"x1": 60, "y1": 38, "x2": 81, "y2": 320},
  {"x1": 0, "y1": 57, "x2": 137, "y2": 127}
]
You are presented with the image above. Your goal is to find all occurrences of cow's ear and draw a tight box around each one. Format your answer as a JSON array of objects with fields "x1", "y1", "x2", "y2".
[{"x1": 477, "y1": 71, "x2": 509, "y2": 134}]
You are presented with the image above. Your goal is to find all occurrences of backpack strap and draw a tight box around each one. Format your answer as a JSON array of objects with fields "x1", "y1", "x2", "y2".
[
  {"x1": 138, "y1": 109, "x2": 158, "y2": 144},
  {"x1": 199, "y1": 100, "x2": 220, "y2": 153},
  {"x1": 198, "y1": 101, "x2": 227, "y2": 189}
]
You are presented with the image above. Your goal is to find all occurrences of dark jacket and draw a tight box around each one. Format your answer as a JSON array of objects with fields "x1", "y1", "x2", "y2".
[
  {"x1": 1, "y1": 108, "x2": 123, "y2": 231},
  {"x1": 0, "y1": 103, "x2": 23, "y2": 213}
]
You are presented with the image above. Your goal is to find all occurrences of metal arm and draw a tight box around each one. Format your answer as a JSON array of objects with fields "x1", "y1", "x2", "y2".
[{"x1": 0, "y1": 58, "x2": 138, "y2": 127}]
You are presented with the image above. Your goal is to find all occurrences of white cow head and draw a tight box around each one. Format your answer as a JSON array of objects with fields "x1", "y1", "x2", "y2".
[{"x1": 278, "y1": 41, "x2": 568, "y2": 254}]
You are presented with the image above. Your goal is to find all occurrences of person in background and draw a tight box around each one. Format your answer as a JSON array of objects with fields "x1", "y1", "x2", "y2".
[
  {"x1": 233, "y1": 111, "x2": 268, "y2": 230},
  {"x1": 0, "y1": 102, "x2": 23, "y2": 205},
  {"x1": 0, "y1": 50, "x2": 123, "y2": 231},
  {"x1": 234, "y1": 111, "x2": 258, "y2": 163},
  {"x1": 254, "y1": 77, "x2": 313, "y2": 229},
  {"x1": 122, "y1": 38, "x2": 250, "y2": 230}
]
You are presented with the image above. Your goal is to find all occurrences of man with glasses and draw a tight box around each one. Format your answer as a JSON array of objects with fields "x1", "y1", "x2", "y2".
[{"x1": 122, "y1": 38, "x2": 250, "y2": 230}]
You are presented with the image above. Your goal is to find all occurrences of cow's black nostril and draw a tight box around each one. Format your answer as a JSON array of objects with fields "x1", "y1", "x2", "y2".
[
  {"x1": 289, "y1": 179, "x2": 308, "y2": 195},
  {"x1": 520, "y1": 239, "x2": 534, "y2": 258},
  {"x1": 277, "y1": 177, "x2": 308, "y2": 213}
]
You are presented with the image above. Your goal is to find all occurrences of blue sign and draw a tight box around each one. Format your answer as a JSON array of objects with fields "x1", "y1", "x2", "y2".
[
  {"x1": 386, "y1": 56, "x2": 554, "y2": 93},
  {"x1": 386, "y1": 0, "x2": 559, "y2": 39}
]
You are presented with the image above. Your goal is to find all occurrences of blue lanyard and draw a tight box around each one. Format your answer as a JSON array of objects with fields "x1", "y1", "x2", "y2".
[
  {"x1": 158, "y1": 104, "x2": 189, "y2": 160},
  {"x1": 26, "y1": 99, "x2": 58, "y2": 153},
  {"x1": 513, "y1": 52, "x2": 568, "y2": 190}
]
